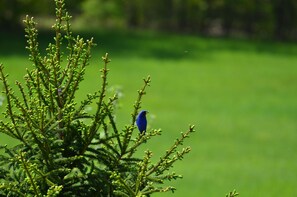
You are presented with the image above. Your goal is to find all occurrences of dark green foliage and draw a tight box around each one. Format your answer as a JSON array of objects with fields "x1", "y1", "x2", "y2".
[
  {"x1": 0, "y1": 0, "x2": 194, "y2": 196},
  {"x1": 1, "y1": 0, "x2": 297, "y2": 40},
  {"x1": 80, "y1": 0, "x2": 297, "y2": 40}
]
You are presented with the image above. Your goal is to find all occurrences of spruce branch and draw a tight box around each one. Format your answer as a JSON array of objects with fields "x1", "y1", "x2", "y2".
[
  {"x1": 0, "y1": 182, "x2": 26, "y2": 197},
  {"x1": 19, "y1": 152, "x2": 41, "y2": 197},
  {"x1": 63, "y1": 37, "x2": 94, "y2": 104},
  {"x1": 0, "y1": 65, "x2": 26, "y2": 143},
  {"x1": 81, "y1": 53, "x2": 110, "y2": 154},
  {"x1": 147, "y1": 125, "x2": 195, "y2": 176},
  {"x1": 121, "y1": 76, "x2": 151, "y2": 155},
  {"x1": 110, "y1": 171, "x2": 136, "y2": 196},
  {"x1": 25, "y1": 69, "x2": 49, "y2": 110},
  {"x1": 126, "y1": 129, "x2": 162, "y2": 158},
  {"x1": 105, "y1": 101, "x2": 123, "y2": 151},
  {"x1": 15, "y1": 81, "x2": 29, "y2": 109},
  {"x1": 135, "y1": 150, "x2": 152, "y2": 194},
  {"x1": 131, "y1": 76, "x2": 151, "y2": 124},
  {"x1": 45, "y1": 185, "x2": 63, "y2": 197},
  {"x1": 142, "y1": 185, "x2": 176, "y2": 196}
]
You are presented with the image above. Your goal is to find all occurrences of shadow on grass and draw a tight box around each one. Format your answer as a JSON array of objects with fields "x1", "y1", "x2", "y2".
[{"x1": 1, "y1": 29, "x2": 297, "y2": 60}]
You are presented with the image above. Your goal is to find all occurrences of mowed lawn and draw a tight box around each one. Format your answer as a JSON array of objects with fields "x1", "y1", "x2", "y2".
[{"x1": 0, "y1": 30, "x2": 297, "y2": 196}]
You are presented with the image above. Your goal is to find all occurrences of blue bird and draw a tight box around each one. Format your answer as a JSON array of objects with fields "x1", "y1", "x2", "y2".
[{"x1": 136, "y1": 110, "x2": 148, "y2": 134}]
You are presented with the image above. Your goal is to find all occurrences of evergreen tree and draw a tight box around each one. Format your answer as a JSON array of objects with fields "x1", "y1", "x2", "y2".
[{"x1": 0, "y1": 0, "x2": 195, "y2": 196}]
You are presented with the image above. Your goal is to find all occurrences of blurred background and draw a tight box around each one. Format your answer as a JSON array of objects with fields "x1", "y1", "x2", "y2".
[
  {"x1": 1, "y1": 0, "x2": 297, "y2": 40},
  {"x1": 0, "y1": 0, "x2": 297, "y2": 196}
]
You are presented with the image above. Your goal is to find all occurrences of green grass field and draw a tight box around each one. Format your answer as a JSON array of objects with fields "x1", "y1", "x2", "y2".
[{"x1": 1, "y1": 30, "x2": 297, "y2": 196}]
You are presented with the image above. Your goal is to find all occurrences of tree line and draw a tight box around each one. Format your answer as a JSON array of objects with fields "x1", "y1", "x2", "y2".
[{"x1": 1, "y1": 0, "x2": 297, "y2": 40}]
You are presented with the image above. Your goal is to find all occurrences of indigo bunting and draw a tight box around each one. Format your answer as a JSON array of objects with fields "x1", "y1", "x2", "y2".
[{"x1": 136, "y1": 110, "x2": 148, "y2": 134}]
